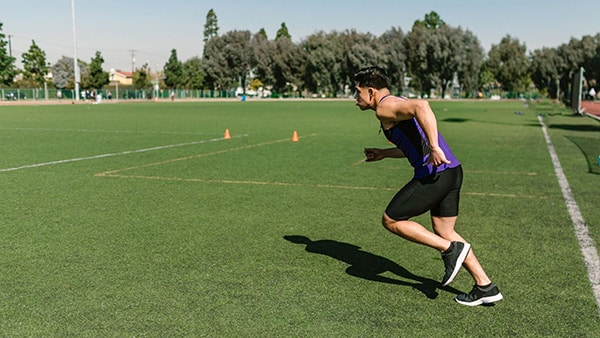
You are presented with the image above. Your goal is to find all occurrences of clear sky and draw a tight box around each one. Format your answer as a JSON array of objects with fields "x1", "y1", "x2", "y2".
[{"x1": 1, "y1": 0, "x2": 599, "y2": 72}]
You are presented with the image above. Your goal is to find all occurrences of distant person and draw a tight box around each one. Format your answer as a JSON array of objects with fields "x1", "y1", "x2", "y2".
[{"x1": 353, "y1": 66, "x2": 502, "y2": 306}]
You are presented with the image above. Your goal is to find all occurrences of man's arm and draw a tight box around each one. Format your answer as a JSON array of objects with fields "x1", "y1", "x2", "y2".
[
  {"x1": 364, "y1": 147, "x2": 405, "y2": 162},
  {"x1": 377, "y1": 98, "x2": 450, "y2": 166},
  {"x1": 412, "y1": 100, "x2": 451, "y2": 166}
]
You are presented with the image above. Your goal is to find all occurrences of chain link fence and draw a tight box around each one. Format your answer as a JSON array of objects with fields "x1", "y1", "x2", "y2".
[{"x1": 1, "y1": 87, "x2": 239, "y2": 101}]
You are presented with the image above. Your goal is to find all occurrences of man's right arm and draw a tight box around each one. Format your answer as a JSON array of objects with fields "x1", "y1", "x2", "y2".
[{"x1": 364, "y1": 147, "x2": 405, "y2": 162}]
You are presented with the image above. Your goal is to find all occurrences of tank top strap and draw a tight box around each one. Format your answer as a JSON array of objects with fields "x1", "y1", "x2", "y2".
[{"x1": 378, "y1": 94, "x2": 391, "y2": 104}]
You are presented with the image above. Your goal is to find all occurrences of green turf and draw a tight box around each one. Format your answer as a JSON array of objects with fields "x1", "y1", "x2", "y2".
[{"x1": 0, "y1": 99, "x2": 599, "y2": 336}]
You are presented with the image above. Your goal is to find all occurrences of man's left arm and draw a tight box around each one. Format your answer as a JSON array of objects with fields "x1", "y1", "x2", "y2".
[{"x1": 413, "y1": 100, "x2": 451, "y2": 166}]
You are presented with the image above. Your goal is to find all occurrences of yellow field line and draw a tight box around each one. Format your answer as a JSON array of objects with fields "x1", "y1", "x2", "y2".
[
  {"x1": 95, "y1": 134, "x2": 318, "y2": 177},
  {"x1": 352, "y1": 160, "x2": 554, "y2": 177},
  {"x1": 94, "y1": 134, "x2": 554, "y2": 199},
  {"x1": 97, "y1": 174, "x2": 385, "y2": 190},
  {"x1": 97, "y1": 173, "x2": 555, "y2": 199}
]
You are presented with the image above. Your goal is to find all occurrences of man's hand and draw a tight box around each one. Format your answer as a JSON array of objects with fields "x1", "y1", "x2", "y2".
[
  {"x1": 364, "y1": 148, "x2": 385, "y2": 162},
  {"x1": 428, "y1": 146, "x2": 451, "y2": 166}
]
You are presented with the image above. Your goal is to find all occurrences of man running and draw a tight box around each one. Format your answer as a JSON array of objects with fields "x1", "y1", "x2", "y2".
[{"x1": 353, "y1": 66, "x2": 502, "y2": 306}]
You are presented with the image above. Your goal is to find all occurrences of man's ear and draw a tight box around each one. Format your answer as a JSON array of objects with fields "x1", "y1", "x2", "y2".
[{"x1": 368, "y1": 88, "x2": 373, "y2": 99}]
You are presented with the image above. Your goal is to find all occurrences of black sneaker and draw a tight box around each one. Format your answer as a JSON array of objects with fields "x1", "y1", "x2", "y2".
[
  {"x1": 455, "y1": 283, "x2": 503, "y2": 306},
  {"x1": 441, "y1": 241, "x2": 471, "y2": 286}
]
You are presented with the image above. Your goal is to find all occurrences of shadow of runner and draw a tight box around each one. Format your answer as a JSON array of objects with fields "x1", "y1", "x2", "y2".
[{"x1": 284, "y1": 235, "x2": 461, "y2": 300}]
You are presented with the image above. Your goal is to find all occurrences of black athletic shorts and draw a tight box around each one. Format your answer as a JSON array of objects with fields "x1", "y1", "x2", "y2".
[{"x1": 385, "y1": 165, "x2": 463, "y2": 221}]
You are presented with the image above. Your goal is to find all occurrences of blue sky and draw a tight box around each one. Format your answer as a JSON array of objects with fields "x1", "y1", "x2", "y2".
[{"x1": 1, "y1": 0, "x2": 598, "y2": 71}]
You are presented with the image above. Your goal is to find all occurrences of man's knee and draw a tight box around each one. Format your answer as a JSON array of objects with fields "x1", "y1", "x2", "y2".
[
  {"x1": 431, "y1": 216, "x2": 458, "y2": 238},
  {"x1": 382, "y1": 214, "x2": 391, "y2": 230},
  {"x1": 382, "y1": 213, "x2": 402, "y2": 231}
]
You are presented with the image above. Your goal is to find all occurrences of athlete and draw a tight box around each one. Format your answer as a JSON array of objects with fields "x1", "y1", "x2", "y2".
[{"x1": 353, "y1": 66, "x2": 502, "y2": 306}]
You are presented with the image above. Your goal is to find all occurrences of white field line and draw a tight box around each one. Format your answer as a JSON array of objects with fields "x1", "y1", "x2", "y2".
[
  {"x1": 538, "y1": 115, "x2": 600, "y2": 316},
  {"x1": 0, "y1": 127, "x2": 211, "y2": 135},
  {"x1": 0, "y1": 134, "x2": 247, "y2": 173},
  {"x1": 584, "y1": 112, "x2": 600, "y2": 122}
]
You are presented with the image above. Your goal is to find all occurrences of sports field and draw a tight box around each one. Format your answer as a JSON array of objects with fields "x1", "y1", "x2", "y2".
[{"x1": 1, "y1": 99, "x2": 599, "y2": 336}]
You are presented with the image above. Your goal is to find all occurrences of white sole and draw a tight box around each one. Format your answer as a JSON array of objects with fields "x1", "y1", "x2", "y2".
[{"x1": 455, "y1": 292, "x2": 504, "y2": 306}]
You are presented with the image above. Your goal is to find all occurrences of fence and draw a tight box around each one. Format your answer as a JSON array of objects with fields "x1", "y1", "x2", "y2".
[
  {"x1": 1, "y1": 88, "x2": 240, "y2": 101},
  {"x1": 2, "y1": 87, "x2": 541, "y2": 102}
]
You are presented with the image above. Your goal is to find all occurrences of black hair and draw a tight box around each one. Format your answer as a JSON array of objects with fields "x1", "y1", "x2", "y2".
[{"x1": 353, "y1": 66, "x2": 390, "y2": 89}]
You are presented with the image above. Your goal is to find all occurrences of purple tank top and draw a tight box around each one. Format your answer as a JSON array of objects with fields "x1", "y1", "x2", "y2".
[{"x1": 381, "y1": 111, "x2": 460, "y2": 178}]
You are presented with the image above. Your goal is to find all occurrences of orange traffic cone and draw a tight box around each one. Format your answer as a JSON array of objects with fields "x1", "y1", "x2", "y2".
[
  {"x1": 292, "y1": 130, "x2": 299, "y2": 142},
  {"x1": 224, "y1": 129, "x2": 231, "y2": 140}
]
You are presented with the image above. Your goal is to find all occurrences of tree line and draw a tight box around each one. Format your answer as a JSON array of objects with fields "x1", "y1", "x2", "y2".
[{"x1": 1, "y1": 10, "x2": 599, "y2": 102}]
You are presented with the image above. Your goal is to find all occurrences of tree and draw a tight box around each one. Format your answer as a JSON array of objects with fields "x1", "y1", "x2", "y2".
[
  {"x1": 478, "y1": 63, "x2": 497, "y2": 94},
  {"x1": 203, "y1": 9, "x2": 219, "y2": 42},
  {"x1": 530, "y1": 47, "x2": 563, "y2": 98},
  {"x1": 83, "y1": 51, "x2": 109, "y2": 89},
  {"x1": 553, "y1": 35, "x2": 600, "y2": 102},
  {"x1": 249, "y1": 78, "x2": 263, "y2": 91},
  {"x1": 181, "y1": 57, "x2": 204, "y2": 89},
  {"x1": 0, "y1": 22, "x2": 17, "y2": 86},
  {"x1": 579, "y1": 35, "x2": 600, "y2": 83},
  {"x1": 202, "y1": 30, "x2": 252, "y2": 92},
  {"x1": 21, "y1": 40, "x2": 48, "y2": 87},
  {"x1": 250, "y1": 31, "x2": 275, "y2": 88},
  {"x1": 275, "y1": 22, "x2": 291, "y2": 40},
  {"x1": 379, "y1": 27, "x2": 407, "y2": 95},
  {"x1": 432, "y1": 25, "x2": 463, "y2": 99},
  {"x1": 272, "y1": 36, "x2": 305, "y2": 95},
  {"x1": 338, "y1": 30, "x2": 384, "y2": 96},
  {"x1": 257, "y1": 28, "x2": 268, "y2": 40},
  {"x1": 301, "y1": 31, "x2": 340, "y2": 96},
  {"x1": 589, "y1": 35, "x2": 600, "y2": 92},
  {"x1": 414, "y1": 11, "x2": 445, "y2": 29},
  {"x1": 164, "y1": 49, "x2": 183, "y2": 89},
  {"x1": 404, "y1": 12, "x2": 486, "y2": 98},
  {"x1": 487, "y1": 35, "x2": 530, "y2": 93},
  {"x1": 223, "y1": 30, "x2": 252, "y2": 92},
  {"x1": 587, "y1": 34, "x2": 600, "y2": 84},
  {"x1": 52, "y1": 56, "x2": 73, "y2": 89},
  {"x1": 51, "y1": 56, "x2": 87, "y2": 89},
  {"x1": 404, "y1": 21, "x2": 428, "y2": 95},
  {"x1": 133, "y1": 63, "x2": 150, "y2": 90},
  {"x1": 456, "y1": 28, "x2": 484, "y2": 97},
  {"x1": 202, "y1": 35, "x2": 228, "y2": 89},
  {"x1": 404, "y1": 20, "x2": 439, "y2": 96}
]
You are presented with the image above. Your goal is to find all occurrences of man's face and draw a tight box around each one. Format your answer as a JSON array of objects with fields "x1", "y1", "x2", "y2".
[{"x1": 354, "y1": 85, "x2": 372, "y2": 111}]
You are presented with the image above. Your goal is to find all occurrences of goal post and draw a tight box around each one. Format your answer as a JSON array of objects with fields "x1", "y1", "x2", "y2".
[{"x1": 571, "y1": 67, "x2": 584, "y2": 115}]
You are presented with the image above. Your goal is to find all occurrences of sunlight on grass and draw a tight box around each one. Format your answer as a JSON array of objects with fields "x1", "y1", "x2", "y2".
[{"x1": 0, "y1": 100, "x2": 599, "y2": 336}]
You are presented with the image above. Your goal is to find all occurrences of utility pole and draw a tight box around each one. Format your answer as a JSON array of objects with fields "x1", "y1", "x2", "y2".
[
  {"x1": 7, "y1": 34, "x2": 12, "y2": 58},
  {"x1": 130, "y1": 49, "x2": 137, "y2": 75},
  {"x1": 71, "y1": 0, "x2": 80, "y2": 101}
]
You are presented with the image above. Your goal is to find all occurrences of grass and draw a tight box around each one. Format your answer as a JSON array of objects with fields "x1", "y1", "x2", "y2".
[{"x1": 0, "y1": 99, "x2": 599, "y2": 337}]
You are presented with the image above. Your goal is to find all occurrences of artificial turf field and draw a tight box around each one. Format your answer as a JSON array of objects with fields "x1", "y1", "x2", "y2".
[{"x1": 1, "y1": 99, "x2": 599, "y2": 336}]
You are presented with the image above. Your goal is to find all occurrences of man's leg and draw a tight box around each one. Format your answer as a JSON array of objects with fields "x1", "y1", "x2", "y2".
[
  {"x1": 382, "y1": 213, "x2": 470, "y2": 286},
  {"x1": 431, "y1": 216, "x2": 491, "y2": 286},
  {"x1": 382, "y1": 213, "x2": 449, "y2": 252}
]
